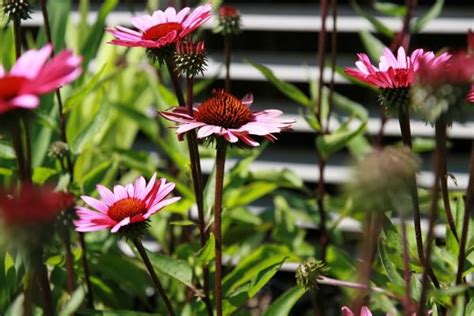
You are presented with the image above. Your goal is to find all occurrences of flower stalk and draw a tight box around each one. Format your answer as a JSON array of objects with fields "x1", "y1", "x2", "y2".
[
  {"x1": 186, "y1": 75, "x2": 213, "y2": 316},
  {"x1": 214, "y1": 139, "x2": 227, "y2": 316},
  {"x1": 456, "y1": 141, "x2": 474, "y2": 285},
  {"x1": 224, "y1": 35, "x2": 232, "y2": 92},
  {"x1": 133, "y1": 238, "x2": 175, "y2": 316},
  {"x1": 36, "y1": 254, "x2": 55, "y2": 316},
  {"x1": 418, "y1": 119, "x2": 444, "y2": 315}
]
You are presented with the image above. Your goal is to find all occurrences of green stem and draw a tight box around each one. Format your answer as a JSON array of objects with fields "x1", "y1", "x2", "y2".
[
  {"x1": 224, "y1": 35, "x2": 232, "y2": 92},
  {"x1": 214, "y1": 140, "x2": 227, "y2": 316},
  {"x1": 133, "y1": 238, "x2": 175, "y2": 315}
]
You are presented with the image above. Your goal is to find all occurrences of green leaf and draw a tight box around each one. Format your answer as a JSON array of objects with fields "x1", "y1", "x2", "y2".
[
  {"x1": 373, "y1": 2, "x2": 407, "y2": 16},
  {"x1": 332, "y1": 91, "x2": 369, "y2": 120},
  {"x1": 223, "y1": 245, "x2": 294, "y2": 295},
  {"x1": 195, "y1": 233, "x2": 215, "y2": 265},
  {"x1": 80, "y1": 0, "x2": 119, "y2": 70},
  {"x1": 411, "y1": 138, "x2": 436, "y2": 153},
  {"x1": 59, "y1": 287, "x2": 85, "y2": 316},
  {"x1": 111, "y1": 102, "x2": 158, "y2": 142},
  {"x1": 411, "y1": 0, "x2": 444, "y2": 34},
  {"x1": 359, "y1": 31, "x2": 385, "y2": 61},
  {"x1": 70, "y1": 95, "x2": 109, "y2": 155},
  {"x1": 316, "y1": 119, "x2": 367, "y2": 159},
  {"x1": 349, "y1": 0, "x2": 395, "y2": 38},
  {"x1": 247, "y1": 61, "x2": 311, "y2": 107},
  {"x1": 36, "y1": 0, "x2": 71, "y2": 49},
  {"x1": 149, "y1": 253, "x2": 194, "y2": 288},
  {"x1": 0, "y1": 143, "x2": 15, "y2": 160},
  {"x1": 226, "y1": 181, "x2": 279, "y2": 209},
  {"x1": 262, "y1": 286, "x2": 306, "y2": 316},
  {"x1": 223, "y1": 259, "x2": 287, "y2": 314},
  {"x1": 78, "y1": 159, "x2": 115, "y2": 194},
  {"x1": 33, "y1": 167, "x2": 58, "y2": 185},
  {"x1": 170, "y1": 220, "x2": 196, "y2": 226},
  {"x1": 63, "y1": 65, "x2": 109, "y2": 112}
]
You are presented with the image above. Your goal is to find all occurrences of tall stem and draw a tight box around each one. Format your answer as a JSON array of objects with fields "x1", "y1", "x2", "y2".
[
  {"x1": 436, "y1": 120, "x2": 459, "y2": 242},
  {"x1": 224, "y1": 35, "x2": 232, "y2": 92},
  {"x1": 398, "y1": 208, "x2": 414, "y2": 315},
  {"x1": 455, "y1": 142, "x2": 474, "y2": 284},
  {"x1": 418, "y1": 120, "x2": 443, "y2": 315},
  {"x1": 78, "y1": 233, "x2": 94, "y2": 308},
  {"x1": 214, "y1": 140, "x2": 227, "y2": 316},
  {"x1": 63, "y1": 223, "x2": 75, "y2": 294},
  {"x1": 186, "y1": 76, "x2": 213, "y2": 316},
  {"x1": 37, "y1": 259, "x2": 55, "y2": 316},
  {"x1": 398, "y1": 105, "x2": 440, "y2": 288},
  {"x1": 13, "y1": 18, "x2": 21, "y2": 58},
  {"x1": 10, "y1": 119, "x2": 29, "y2": 183},
  {"x1": 133, "y1": 238, "x2": 175, "y2": 316}
]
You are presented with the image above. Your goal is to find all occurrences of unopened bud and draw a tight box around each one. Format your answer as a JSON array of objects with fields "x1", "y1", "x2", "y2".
[
  {"x1": 3, "y1": 0, "x2": 31, "y2": 21},
  {"x1": 216, "y1": 5, "x2": 242, "y2": 36},
  {"x1": 48, "y1": 141, "x2": 69, "y2": 160},
  {"x1": 295, "y1": 258, "x2": 329, "y2": 290},
  {"x1": 174, "y1": 41, "x2": 208, "y2": 78}
]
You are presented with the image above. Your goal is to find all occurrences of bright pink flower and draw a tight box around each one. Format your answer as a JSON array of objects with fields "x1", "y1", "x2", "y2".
[
  {"x1": 417, "y1": 51, "x2": 474, "y2": 86},
  {"x1": 160, "y1": 90, "x2": 294, "y2": 147},
  {"x1": 469, "y1": 85, "x2": 474, "y2": 103},
  {"x1": 0, "y1": 44, "x2": 82, "y2": 114},
  {"x1": 107, "y1": 3, "x2": 212, "y2": 49},
  {"x1": 345, "y1": 46, "x2": 450, "y2": 89},
  {"x1": 341, "y1": 306, "x2": 372, "y2": 316},
  {"x1": 74, "y1": 174, "x2": 180, "y2": 233},
  {"x1": 0, "y1": 184, "x2": 74, "y2": 226}
]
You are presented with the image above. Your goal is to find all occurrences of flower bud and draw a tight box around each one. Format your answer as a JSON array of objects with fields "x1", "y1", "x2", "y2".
[
  {"x1": 216, "y1": 5, "x2": 242, "y2": 36},
  {"x1": 48, "y1": 141, "x2": 70, "y2": 160},
  {"x1": 3, "y1": 0, "x2": 31, "y2": 21},
  {"x1": 295, "y1": 258, "x2": 329, "y2": 290},
  {"x1": 174, "y1": 41, "x2": 208, "y2": 78}
]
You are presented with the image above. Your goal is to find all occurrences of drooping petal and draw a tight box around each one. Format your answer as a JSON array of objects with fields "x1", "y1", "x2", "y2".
[{"x1": 10, "y1": 45, "x2": 52, "y2": 79}]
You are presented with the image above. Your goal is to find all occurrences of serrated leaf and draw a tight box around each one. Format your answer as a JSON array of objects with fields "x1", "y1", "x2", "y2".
[{"x1": 247, "y1": 60, "x2": 311, "y2": 107}]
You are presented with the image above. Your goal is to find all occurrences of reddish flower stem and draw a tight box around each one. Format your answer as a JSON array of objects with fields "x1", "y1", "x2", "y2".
[
  {"x1": 398, "y1": 106, "x2": 440, "y2": 289},
  {"x1": 224, "y1": 35, "x2": 232, "y2": 92},
  {"x1": 318, "y1": 276, "x2": 399, "y2": 300},
  {"x1": 397, "y1": 206, "x2": 414, "y2": 315},
  {"x1": 133, "y1": 238, "x2": 175, "y2": 316},
  {"x1": 436, "y1": 120, "x2": 459, "y2": 242},
  {"x1": 325, "y1": 0, "x2": 337, "y2": 133},
  {"x1": 418, "y1": 119, "x2": 444, "y2": 315},
  {"x1": 456, "y1": 141, "x2": 474, "y2": 285},
  {"x1": 63, "y1": 223, "x2": 75, "y2": 294},
  {"x1": 315, "y1": 0, "x2": 329, "y2": 264},
  {"x1": 186, "y1": 76, "x2": 213, "y2": 316},
  {"x1": 78, "y1": 233, "x2": 94, "y2": 308},
  {"x1": 214, "y1": 139, "x2": 227, "y2": 316},
  {"x1": 10, "y1": 119, "x2": 29, "y2": 183},
  {"x1": 13, "y1": 18, "x2": 21, "y2": 58},
  {"x1": 37, "y1": 258, "x2": 55, "y2": 316}
]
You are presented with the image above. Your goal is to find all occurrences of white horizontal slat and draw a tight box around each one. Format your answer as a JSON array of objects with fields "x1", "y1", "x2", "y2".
[{"x1": 21, "y1": 5, "x2": 474, "y2": 34}]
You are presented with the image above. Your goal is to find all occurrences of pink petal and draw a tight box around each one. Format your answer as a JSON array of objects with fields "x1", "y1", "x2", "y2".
[
  {"x1": 241, "y1": 93, "x2": 254, "y2": 106},
  {"x1": 97, "y1": 185, "x2": 116, "y2": 206},
  {"x1": 134, "y1": 176, "x2": 147, "y2": 199},
  {"x1": 130, "y1": 15, "x2": 155, "y2": 31},
  {"x1": 114, "y1": 185, "x2": 128, "y2": 200},
  {"x1": 8, "y1": 94, "x2": 39, "y2": 109},
  {"x1": 10, "y1": 44, "x2": 52, "y2": 79},
  {"x1": 81, "y1": 196, "x2": 108, "y2": 213},
  {"x1": 111, "y1": 217, "x2": 131, "y2": 233},
  {"x1": 341, "y1": 307, "x2": 354, "y2": 316},
  {"x1": 143, "y1": 196, "x2": 181, "y2": 219}
]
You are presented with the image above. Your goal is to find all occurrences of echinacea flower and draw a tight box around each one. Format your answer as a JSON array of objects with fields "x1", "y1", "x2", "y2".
[
  {"x1": 216, "y1": 5, "x2": 242, "y2": 35},
  {"x1": 107, "y1": 3, "x2": 212, "y2": 50},
  {"x1": 160, "y1": 89, "x2": 294, "y2": 147},
  {"x1": 74, "y1": 174, "x2": 180, "y2": 234},
  {"x1": 345, "y1": 46, "x2": 450, "y2": 89},
  {"x1": 0, "y1": 44, "x2": 82, "y2": 114},
  {"x1": 341, "y1": 306, "x2": 373, "y2": 316},
  {"x1": 0, "y1": 184, "x2": 74, "y2": 226}
]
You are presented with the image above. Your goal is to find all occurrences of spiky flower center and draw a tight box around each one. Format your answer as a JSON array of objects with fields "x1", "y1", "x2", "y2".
[
  {"x1": 195, "y1": 90, "x2": 254, "y2": 129},
  {"x1": 142, "y1": 22, "x2": 182, "y2": 41},
  {"x1": 108, "y1": 198, "x2": 146, "y2": 222}
]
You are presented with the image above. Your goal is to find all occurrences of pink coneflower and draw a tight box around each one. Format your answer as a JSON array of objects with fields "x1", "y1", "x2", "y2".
[
  {"x1": 74, "y1": 174, "x2": 180, "y2": 234},
  {"x1": 0, "y1": 44, "x2": 81, "y2": 114},
  {"x1": 345, "y1": 47, "x2": 450, "y2": 89},
  {"x1": 341, "y1": 306, "x2": 373, "y2": 316},
  {"x1": 160, "y1": 90, "x2": 294, "y2": 147},
  {"x1": 107, "y1": 3, "x2": 212, "y2": 49},
  {"x1": 0, "y1": 184, "x2": 74, "y2": 226}
]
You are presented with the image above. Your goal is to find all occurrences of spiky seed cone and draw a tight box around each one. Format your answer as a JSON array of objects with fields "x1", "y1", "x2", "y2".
[
  {"x1": 295, "y1": 258, "x2": 329, "y2": 290},
  {"x1": 3, "y1": 0, "x2": 31, "y2": 21}
]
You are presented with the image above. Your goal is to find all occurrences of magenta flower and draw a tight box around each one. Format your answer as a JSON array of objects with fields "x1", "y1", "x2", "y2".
[
  {"x1": 0, "y1": 44, "x2": 81, "y2": 114},
  {"x1": 345, "y1": 46, "x2": 450, "y2": 89},
  {"x1": 342, "y1": 306, "x2": 372, "y2": 316},
  {"x1": 107, "y1": 3, "x2": 212, "y2": 49},
  {"x1": 160, "y1": 90, "x2": 294, "y2": 147},
  {"x1": 469, "y1": 85, "x2": 474, "y2": 103},
  {"x1": 74, "y1": 174, "x2": 180, "y2": 233}
]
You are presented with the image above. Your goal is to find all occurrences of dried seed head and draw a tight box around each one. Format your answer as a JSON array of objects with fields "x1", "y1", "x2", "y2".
[
  {"x1": 347, "y1": 147, "x2": 420, "y2": 213},
  {"x1": 174, "y1": 41, "x2": 208, "y2": 78},
  {"x1": 295, "y1": 258, "x2": 329, "y2": 290},
  {"x1": 3, "y1": 0, "x2": 31, "y2": 21}
]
